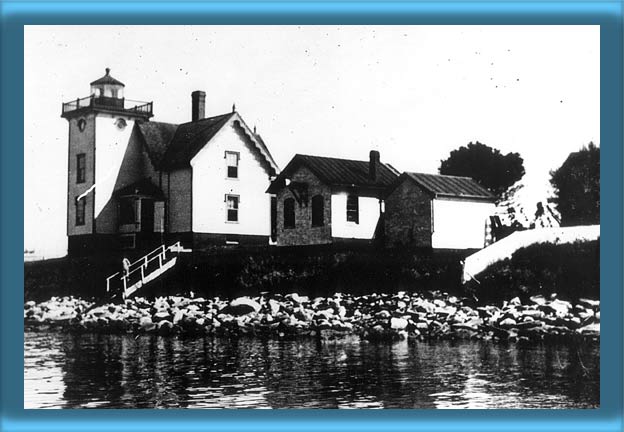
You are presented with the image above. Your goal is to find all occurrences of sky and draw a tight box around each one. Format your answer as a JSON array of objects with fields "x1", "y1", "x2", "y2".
[{"x1": 24, "y1": 25, "x2": 599, "y2": 259}]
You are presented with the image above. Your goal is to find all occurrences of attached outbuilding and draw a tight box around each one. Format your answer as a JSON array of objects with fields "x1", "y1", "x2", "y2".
[
  {"x1": 267, "y1": 151, "x2": 399, "y2": 246},
  {"x1": 384, "y1": 172, "x2": 496, "y2": 250}
]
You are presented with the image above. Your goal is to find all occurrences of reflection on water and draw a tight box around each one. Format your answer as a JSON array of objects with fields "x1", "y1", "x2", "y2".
[{"x1": 24, "y1": 332, "x2": 599, "y2": 409}]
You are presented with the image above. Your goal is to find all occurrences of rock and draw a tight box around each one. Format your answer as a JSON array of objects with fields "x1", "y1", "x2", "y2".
[
  {"x1": 577, "y1": 322, "x2": 600, "y2": 336},
  {"x1": 157, "y1": 320, "x2": 173, "y2": 335},
  {"x1": 316, "y1": 320, "x2": 332, "y2": 330},
  {"x1": 222, "y1": 297, "x2": 261, "y2": 316},
  {"x1": 172, "y1": 310, "x2": 184, "y2": 324},
  {"x1": 578, "y1": 298, "x2": 600, "y2": 309},
  {"x1": 390, "y1": 317, "x2": 408, "y2": 330},
  {"x1": 452, "y1": 323, "x2": 478, "y2": 331},
  {"x1": 153, "y1": 310, "x2": 171, "y2": 322},
  {"x1": 140, "y1": 317, "x2": 155, "y2": 332},
  {"x1": 375, "y1": 310, "x2": 391, "y2": 319},
  {"x1": 286, "y1": 293, "x2": 303, "y2": 304},
  {"x1": 499, "y1": 318, "x2": 517, "y2": 328},
  {"x1": 371, "y1": 324, "x2": 385, "y2": 334},
  {"x1": 521, "y1": 309, "x2": 543, "y2": 319},
  {"x1": 268, "y1": 299, "x2": 281, "y2": 315},
  {"x1": 548, "y1": 299, "x2": 572, "y2": 316},
  {"x1": 529, "y1": 295, "x2": 547, "y2": 306},
  {"x1": 433, "y1": 299, "x2": 446, "y2": 308},
  {"x1": 509, "y1": 297, "x2": 522, "y2": 306}
]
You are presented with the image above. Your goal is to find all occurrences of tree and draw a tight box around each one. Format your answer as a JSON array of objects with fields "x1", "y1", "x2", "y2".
[
  {"x1": 439, "y1": 142, "x2": 525, "y2": 197},
  {"x1": 550, "y1": 142, "x2": 600, "y2": 226}
]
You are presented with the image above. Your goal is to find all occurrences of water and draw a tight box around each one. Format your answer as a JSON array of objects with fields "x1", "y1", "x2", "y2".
[{"x1": 24, "y1": 331, "x2": 599, "y2": 409}]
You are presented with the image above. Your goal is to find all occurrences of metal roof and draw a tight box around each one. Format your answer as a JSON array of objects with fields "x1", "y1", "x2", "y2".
[
  {"x1": 267, "y1": 154, "x2": 399, "y2": 193},
  {"x1": 404, "y1": 172, "x2": 495, "y2": 201},
  {"x1": 90, "y1": 68, "x2": 125, "y2": 87}
]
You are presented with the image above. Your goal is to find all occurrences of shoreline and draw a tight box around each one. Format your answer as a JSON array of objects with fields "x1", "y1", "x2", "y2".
[{"x1": 24, "y1": 291, "x2": 600, "y2": 344}]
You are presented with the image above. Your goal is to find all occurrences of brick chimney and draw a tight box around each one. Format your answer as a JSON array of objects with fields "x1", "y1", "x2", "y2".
[
  {"x1": 191, "y1": 91, "x2": 206, "y2": 122},
  {"x1": 369, "y1": 150, "x2": 380, "y2": 182}
]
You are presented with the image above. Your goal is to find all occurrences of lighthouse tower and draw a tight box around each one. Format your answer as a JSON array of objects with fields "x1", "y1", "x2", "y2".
[{"x1": 61, "y1": 68, "x2": 153, "y2": 255}]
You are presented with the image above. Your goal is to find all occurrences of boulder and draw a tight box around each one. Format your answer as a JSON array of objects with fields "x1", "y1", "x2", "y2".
[
  {"x1": 390, "y1": 317, "x2": 408, "y2": 330},
  {"x1": 577, "y1": 322, "x2": 600, "y2": 336},
  {"x1": 172, "y1": 310, "x2": 184, "y2": 324},
  {"x1": 375, "y1": 310, "x2": 391, "y2": 319},
  {"x1": 509, "y1": 297, "x2": 522, "y2": 306},
  {"x1": 578, "y1": 298, "x2": 600, "y2": 309},
  {"x1": 223, "y1": 297, "x2": 262, "y2": 316},
  {"x1": 157, "y1": 320, "x2": 173, "y2": 335},
  {"x1": 415, "y1": 322, "x2": 429, "y2": 330},
  {"x1": 499, "y1": 318, "x2": 517, "y2": 328},
  {"x1": 267, "y1": 299, "x2": 281, "y2": 315},
  {"x1": 153, "y1": 310, "x2": 171, "y2": 322}
]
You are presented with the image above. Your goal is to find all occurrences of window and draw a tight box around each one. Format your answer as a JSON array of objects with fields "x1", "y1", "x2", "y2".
[
  {"x1": 119, "y1": 199, "x2": 136, "y2": 225},
  {"x1": 346, "y1": 195, "x2": 359, "y2": 223},
  {"x1": 76, "y1": 153, "x2": 86, "y2": 184},
  {"x1": 76, "y1": 197, "x2": 86, "y2": 226},
  {"x1": 311, "y1": 195, "x2": 324, "y2": 227},
  {"x1": 114, "y1": 118, "x2": 127, "y2": 130},
  {"x1": 225, "y1": 151, "x2": 239, "y2": 178},
  {"x1": 226, "y1": 195, "x2": 239, "y2": 222},
  {"x1": 284, "y1": 198, "x2": 295, "y2": 229}
]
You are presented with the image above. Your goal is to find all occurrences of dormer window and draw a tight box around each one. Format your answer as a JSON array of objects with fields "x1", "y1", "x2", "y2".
[{"x1": 225, "y1": 151, "x2": 239, "y2": 178}]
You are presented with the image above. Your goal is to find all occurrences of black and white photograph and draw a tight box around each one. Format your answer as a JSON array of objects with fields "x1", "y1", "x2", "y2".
[{"x1": 24, "y1": 25, "x2": 600, "y2": 409}]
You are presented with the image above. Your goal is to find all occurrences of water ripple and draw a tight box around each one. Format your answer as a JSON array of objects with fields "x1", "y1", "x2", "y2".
[{"x1": 24, "y1": 332, "x2": 599, "y2": 409}]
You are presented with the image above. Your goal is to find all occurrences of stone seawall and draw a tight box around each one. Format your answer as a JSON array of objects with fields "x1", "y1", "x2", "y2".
[{"x1": 24, "y1": 291, "x2": 600, "y2": 343}]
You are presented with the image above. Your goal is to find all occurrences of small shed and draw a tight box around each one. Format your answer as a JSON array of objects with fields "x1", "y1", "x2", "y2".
[{"x1": 384, "y1": 172, "x2": 496, "y2": 250}]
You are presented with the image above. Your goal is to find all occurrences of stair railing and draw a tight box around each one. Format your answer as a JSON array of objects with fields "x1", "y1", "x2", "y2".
[{"x1": 106, "y1": 241, "x2": 181, "y2": 297}]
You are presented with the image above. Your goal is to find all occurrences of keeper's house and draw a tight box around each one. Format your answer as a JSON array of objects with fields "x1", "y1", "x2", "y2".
[
  {"x1": 267, "y1": 151, "x2": 399, "y2": 246},
  {"x1": 384, "y1": 172, "x2": 496, "y2": 250},
  {"x1": 62, "y1": 69, "x2": 279, "y2": 256}
]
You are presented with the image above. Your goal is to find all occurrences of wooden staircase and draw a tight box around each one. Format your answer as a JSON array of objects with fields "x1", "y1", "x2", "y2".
[{"x1": 106, "y1": 242, "x2": 184, "y2": 299}]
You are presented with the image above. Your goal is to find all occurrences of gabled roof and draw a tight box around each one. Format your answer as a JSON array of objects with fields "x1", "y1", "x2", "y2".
[
  {"x1": 160, "y1": 113, "x2": 234, "y2": 169},
  {"x1": 398, "y1": 172, "x2": 495, "y2": 201},
  {"x1": 267, "y1": 154, "x2": 399, "y2": 194},
  {"x1": 250, "y1": 131, "x2": 279, "y2": 177},
  {"x1": 90, "y1": 68, "x2": 125, "y2": 87},
  {"x1": 136, "y1": 121, "x2": 178, "y2": 168},
  {"x1": 134, "y1": 112, "x2": 279, "y2": 175}
]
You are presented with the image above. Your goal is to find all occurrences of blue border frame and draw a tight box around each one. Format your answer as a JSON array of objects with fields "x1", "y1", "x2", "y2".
[{"x1": 3, "y1": 1, "x2": 622, "y2": 431}]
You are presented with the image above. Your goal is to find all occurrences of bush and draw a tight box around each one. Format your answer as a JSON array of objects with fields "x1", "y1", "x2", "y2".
[{"x1": 472, "y1": 240, "x2": 599, "y2": 303}]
